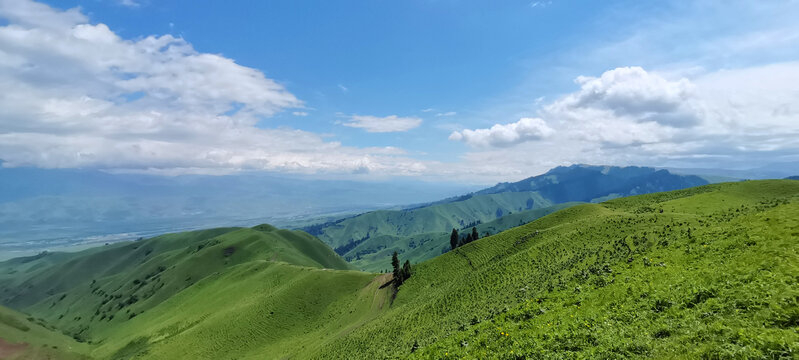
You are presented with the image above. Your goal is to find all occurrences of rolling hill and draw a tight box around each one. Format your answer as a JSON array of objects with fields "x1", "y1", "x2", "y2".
[
  {"x1": 0, "y1": 304, "x2": 89, "y2": 359},
  {"x1": 305, "y1": 165, "x2": 709, "y2": 271},
  {"x1": 320, "y1": 179, "x2": 799, "y2": 358},
  {"x1": 1, "y1": 179, "x2": 796, "y2": 359},
  {"x1": 0, "y1": 225, "x2": 360, "y2": 354}
]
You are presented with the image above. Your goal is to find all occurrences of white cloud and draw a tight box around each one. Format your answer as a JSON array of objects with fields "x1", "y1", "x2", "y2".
[
  {"x1": 342, "y1": 115, "x2": 422, "y2": 133},
  {"x1": 558, "y1": 67, "x2": 699, "y2": 128},
  {"x1": 436, "y1": 111, "x2": 457, "y2": 117},
  {"x1": 292, "y1": 111, "x2": 309, "y2": 116},
  {"x1": 119, "y1": 0, "x2": 140, "y2": 8},
  {"x1": 421, "y1": 108, "x2": 435, "y2": 113},
  {"x1": 0, "y1": 0, "x2": 430, "y2": 177},
  {"x1": 451, "y1": 64, "x2": 799, "y2": 180},
  {"x1": 449, "y1": 117, "x2": 554, "y2": 148},
  {"x1": 338, "y1": 84, "x2": 348, "y2": 92},
  {"x1": 529, "y1": 1, "x2": 552, "y2": 8}
]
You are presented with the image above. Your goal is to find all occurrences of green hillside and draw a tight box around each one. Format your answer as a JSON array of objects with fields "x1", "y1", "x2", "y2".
[
  {"x1": 1, "y1": 180, "x2": 796, "y2": 359},
  {"x1": 309, "y1": 191, "x2": 553, "y2": 250},
  {"x1": 90, "y1": 262, "x2": 391, "y2": 359},
  {"x1": 0, "y1": 225, "x2": 352, "y2": 344},
  {"x1": 304, "y1": 165, "x2": 708, "y2": 271},
  {"x1": 348, "y1": 202, "x2": 580, "y2": 272},
  {"x1": 317, "y1": 180, "x2": 799, "y2": 358},
  {"x1": 0, "y1": 304, "x2": 90, "y2": 359}
]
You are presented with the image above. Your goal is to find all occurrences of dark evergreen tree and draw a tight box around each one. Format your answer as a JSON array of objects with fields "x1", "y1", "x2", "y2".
[
  {"x1": 391, "y1": 252, "x2": 401, "y2": 284},
  {"x1": 450, "y1": 228, "x2": 459, "y2": 250},
  {"x1": 472, "y1": 227, "x2": 479, "y2": 241},
  {"x1": 401, "y1": 260, "x2": 412, "y2": 283}
]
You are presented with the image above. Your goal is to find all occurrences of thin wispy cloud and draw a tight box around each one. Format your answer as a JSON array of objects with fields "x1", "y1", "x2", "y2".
[
  {"x1": 119, "y1": 0, "x2": 140, "y2": 8},
  {"x1": 342, "y1": 115, "x2": 423, "y2": 133}
]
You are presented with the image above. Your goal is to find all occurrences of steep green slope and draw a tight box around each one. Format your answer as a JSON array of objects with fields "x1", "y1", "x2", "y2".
[
  {"x1": 0, "y1": 304, "x2": 90, "y2": 359},
  {"x1": 90, "y1": 263, "x2": 391, "y2": 359},
  {"x1": 313, "y1": 180, "x2": 799, "y2": 358},
  {"x1": 0, "y1": 225, "x2": 351, "y2": 344},
  {"x1": 348, "y1": 202, "x2": 580, "y2": 272},
  {"x1": 305, "y1": 165, "x2": 708, "y2": 271},
  {"x1": 310, "y1": 191, "x2": 552, "y2": 250}
]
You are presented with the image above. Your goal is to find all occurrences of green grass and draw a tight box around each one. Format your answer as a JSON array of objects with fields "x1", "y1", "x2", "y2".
[
  {"x1": 1, "y1": 180, "x2": 797, "y2": 359},
  {"x1": 318, "y1": 180, "x2": 799, "y2": 359},
  {"x1": 306, "y1": 165, "x2": 708, "y2": 271},
  {"x1": 349, "y1": 202, "x2": 581, "y2": 272},
  {"x1": 0, "y1": 225, "x2": 352, "y2": 345},
  {"x1": 311, "y1": 191, "x2": 554, "y2": 250},
  {"x1": 90, "y1": 262, "x2": 391, "y2": 359},
  {"x1": 0, "y1": 304, "x2": 90, "y2": 359}
]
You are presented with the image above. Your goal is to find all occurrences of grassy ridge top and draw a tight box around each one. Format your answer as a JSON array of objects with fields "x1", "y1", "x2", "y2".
[
  {"x1": 0, "y1": 224, "x2": 351, "y2": 345},
  {"x1": 317, "y1": 180, "x2": 799, "y2": 358}
]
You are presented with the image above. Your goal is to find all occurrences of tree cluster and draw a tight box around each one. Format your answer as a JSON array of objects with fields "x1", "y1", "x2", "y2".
[
  {"x1": 450, "y1": 227, "x2": 480, "y2": 250},
  {"x1": 391, "y1": 252, "x2": 412, "y2": 287}
]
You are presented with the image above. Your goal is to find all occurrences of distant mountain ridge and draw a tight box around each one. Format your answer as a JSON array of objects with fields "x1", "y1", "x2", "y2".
[
  {"x1": 2, "y1": 180, "x2": 796, "y2": 358},
  {"x1": 478, "y1": 164, "x2": 708, "y2": 201},
  {"x1": 305, "y1": 165, "x2": 710, "y2": 270}
]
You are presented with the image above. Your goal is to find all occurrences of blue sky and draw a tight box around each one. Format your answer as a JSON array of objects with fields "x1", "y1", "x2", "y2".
[
  {"x1": 44, "y1": 0, "x2": 614, "y2": 157},
  {"x1": 1, "y1": 0, "x2": 798, "y2": 183}
]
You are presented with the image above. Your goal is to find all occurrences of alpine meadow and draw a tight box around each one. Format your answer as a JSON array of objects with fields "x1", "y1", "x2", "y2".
[{"x1": 1, "y1": 1, "x2": 798, "y2": 359}]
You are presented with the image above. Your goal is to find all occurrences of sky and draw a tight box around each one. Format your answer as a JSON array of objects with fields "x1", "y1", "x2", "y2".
[{"x1": 1, "y1": 0, "x2": 798, "y2": 184}]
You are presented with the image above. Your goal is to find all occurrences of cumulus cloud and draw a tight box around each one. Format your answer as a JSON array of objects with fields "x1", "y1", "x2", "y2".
[
  {"x1": 0, "y1": 0, "x2": 434, "y2": 176},
  {"x1": 452, "y1": 67, "x2": 699, "y2": 149},
  {"x1": 449, "y1": 117, "x2": 554, "y2": 147},
  {"x1": 451, "y1": 64, "x2": 799, "y2": 180},
  {"x1": 550, "y1": 67, "x2": 700, "y2": 128},
  {"x1": 342, "y1": 115, "x2": 422, "y2": 133}
]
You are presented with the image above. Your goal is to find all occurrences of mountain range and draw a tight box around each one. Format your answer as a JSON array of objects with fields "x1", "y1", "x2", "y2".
[
  {"x1": 304, "y1": 165, "x2": 709, "y2": 271},
  {"x1": 0, "y1": 179, "x2": 796, "y2": 358}
]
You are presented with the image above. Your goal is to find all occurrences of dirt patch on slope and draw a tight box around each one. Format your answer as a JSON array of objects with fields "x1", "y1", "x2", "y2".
[{"x1": 0, "y1": 338, "x2": 28, "y2": 359}]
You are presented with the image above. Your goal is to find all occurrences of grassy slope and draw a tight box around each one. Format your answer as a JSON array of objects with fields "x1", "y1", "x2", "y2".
[
  {"x1": 90, "y1": 263, "x2": 391, "y2": 359},
  {"x1": 309, "y1": 166, "x2": 708, "y2": 271},
  {"x1": 0, "y1": 225, "x2": 352, "y2": 344},
  {"x1": 314, "y1": 180, "x2": 799, "y2": 359},
  {"x1": 349, "y1": 202, "x2": 580, "y2": 272},
  {"x1": 314, "y1": 191, "x2": 552, "y2": 250},
  {"x1": 2, "y1": 180, "x2": 796, "y2": 359},
  {"x1": 0, "y1": 304, "x2": 90, "y2": 359},
  {"x1": 0, "y1": 223, "x2": 396, "y2": 360}
]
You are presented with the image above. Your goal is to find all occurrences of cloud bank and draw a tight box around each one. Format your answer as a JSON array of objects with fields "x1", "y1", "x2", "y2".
[
  {"x1": 451, "y1": 64, "x2": 799, "y2": 178},
  {"x1": 0, "y1": 0, "x2": 429, "y2": 176}
]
